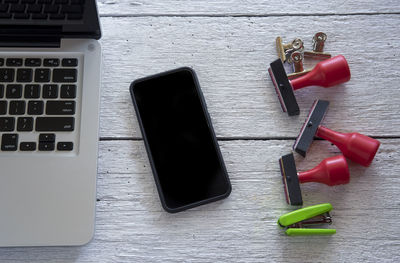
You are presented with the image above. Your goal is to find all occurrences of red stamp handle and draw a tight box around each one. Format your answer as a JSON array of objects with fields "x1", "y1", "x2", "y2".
[
  {"x1": 298, "y1": 155, "x2": 350, "y2": 186},
  {"x1": 291, "y1": 55, "x2": 351, "y2": 90},
  {"x1": 316, "y1": 126, "x2": 380, "y2": 167}
]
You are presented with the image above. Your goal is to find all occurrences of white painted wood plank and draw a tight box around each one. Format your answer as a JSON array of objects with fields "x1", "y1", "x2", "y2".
[
  {"x1": 96, "y1": 0, "x2": 400, "y2": 16},
  {"x1": 0, "y1": 139, "x2": 398, "y2": 262},
  {"x1": 99, "y1": 15, "x2": 400, "y2": 138},
  {"x1": 96, "y1": 140, "x2": 397, "y2": 210}
]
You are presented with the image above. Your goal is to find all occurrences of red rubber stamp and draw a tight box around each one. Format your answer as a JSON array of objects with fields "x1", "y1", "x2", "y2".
[
  {"x1": 293, "y1": 100, "x2": 381, "y2": 167},
  {"x1": 279, "y1": 153, "x2": 350, "y2": 206},
  {"x1": 268, "y1": 55, "x2": 351, "y2": 116}
]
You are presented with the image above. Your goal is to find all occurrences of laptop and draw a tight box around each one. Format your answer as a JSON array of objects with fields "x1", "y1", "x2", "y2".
[{"x1": 0, "y1": 0, "x2": 101, "y2": 246}]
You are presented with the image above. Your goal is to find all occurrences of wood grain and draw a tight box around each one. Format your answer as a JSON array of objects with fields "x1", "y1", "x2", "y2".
[
  {"x1": 96, "y1": 0, "x2": 400, "y2": 16},
  {"x1": 0, "y1": 140, "x2": 398, "y2": 262},
  {"x1": 0, "y1": 1, "x2": 398, "y2": 262},
  {"x1": 99, "y1": 15, "x2": 400, "y2": 138}
]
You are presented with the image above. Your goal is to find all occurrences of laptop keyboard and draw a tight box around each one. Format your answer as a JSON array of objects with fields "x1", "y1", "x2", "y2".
[
  {"x1": 0, "y1": 56, "x2": 80, "y2": 153},
  {"x1": 0, "y1": 0, "x2": 84, "y2": 20}
]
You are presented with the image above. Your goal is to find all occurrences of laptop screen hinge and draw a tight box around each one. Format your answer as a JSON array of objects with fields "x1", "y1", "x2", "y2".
[{"x1": 0, "y1": 36, "x2": 61, "y2": 48}]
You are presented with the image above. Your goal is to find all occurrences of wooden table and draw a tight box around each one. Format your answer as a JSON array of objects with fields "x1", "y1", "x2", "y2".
[{"x1": 1, "y1": 1, "x2": 400, "y2": 262}]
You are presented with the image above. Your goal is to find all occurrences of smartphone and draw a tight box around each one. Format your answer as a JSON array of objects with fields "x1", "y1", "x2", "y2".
[{"x1": 130, "y1": 67, "x2": 231, "y2": 213}]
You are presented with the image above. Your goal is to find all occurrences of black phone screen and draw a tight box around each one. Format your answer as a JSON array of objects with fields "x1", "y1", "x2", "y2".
[{"x1": 130, "y1": 68, "x2": 231, "y2": 212}]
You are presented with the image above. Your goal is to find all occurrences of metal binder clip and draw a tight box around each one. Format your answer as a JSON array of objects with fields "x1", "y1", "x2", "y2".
[
  {"x1": 287, "y1": 51, "x2": 311, "y2": 79},
  {"x1": 276, "y1": 37, "x2": 304, "y2": 62},
  {"x1": 304, "y1": 32, "x2": 332, "y2": 60},
  {"x1": 277, "y1": 203, "x2": 336, "y2": 236}
]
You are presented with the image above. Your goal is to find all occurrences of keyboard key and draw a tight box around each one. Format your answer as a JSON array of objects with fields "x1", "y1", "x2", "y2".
[
  {"x1": 43, "y1": 84, "x2": 58, "y2": 98},
  {"x1": 20, "y1": 142, "x2": 36, "y2": 151},
  {"x1": 46, "y1": 101, "x2": 75, "y2": 115},
  {"x1": 43, "y1": 58, "x2": 59, "y2": 67},
  {"x1": 0, "y1": 4, "x2": 8, "y2": 12},
  {"x1": 35, "y1": 117, "x2": 74, "y2": 131},
  {"x1": 9, "y1": 100, "x2": 26, "y2": 115},
  {"x1": 24, "y1": 84, "x2": 40, "y2": 98},
  {"x1": 28, "y1": 101, "x2": 44, "y2": 115},
  {"x1": 0, "y1": 101, "x2": 7, "y2": 115},
  {"x1": 0, "y1": 58, "x2": 4, "y2": 66},
  {"x1": 62, "y1": 58, "x2": 78, "y2": 67},
  {"x1": 6, "y1": 58, "x2": 23, "y2": 67},
  {"x1": 17, "y1": 117, "x2": 33, "y2": 131},
  {"x1": 25, "y1": 58, "x2": 41, "y2": 67},
  {"x1": 39, "y1": 142, "x2": 54, "y2": 151},
  {"x1": 0, "y1": 117, "x2": 15, "y2": 131},
  {"x1": 0, "y1": 69, "x2": 15, "y2": 82},
  {"x1": 44, "y1": 4, "x2": 59, "y2": 13},
  {"x1": 0, "y1": 13, "x2": 12, "y2": 19},
  {"x1": 55, "y1": 0, "x2": 68, "y2": 3},
  {"x1": 1, "y1": 134, "x2": 18, "y2": 151},
  {"x1": 27, "y1": 4, "x2": 42, "y2": 13},
  {"x1": 21, "y1": 0, "x2": 35, "y2": 3},
  {"x1": 60, "y1": 84, "x2": 76, "y2": 98},
  {"x1": 68, "y1": 14, "x2": 83, "y2": 20},
  {"x1": 39, "y1": 133, "x2": 56, "y2": 154},
  {"x1": 57, "y1": 142, "x2": 73, "y2": 151},
  {"x1": 38, "y1": 0, "x2": 52, "y2": 3},
  {"x1": 32, "y1": 13, "x2": 47, "y2": 19},
  {"x1": 17, "y1": 68, "x2": 33, "y2": 82},
  {"x1": 14, "y1": 13, "x2": 30, "y2": 19},
  {"x1": 53, "y1": 69, "x2": 76, "y2": 82},
  {"x1": 0, "y1": 84, "x2": 4, "y2": 97},
  {"x1": 61, "y1": 5, "x2": 82, "y2": 13},
  {"x1": 39, "y1": 133, "x2": 55, "y2": 142},
  {"x1": 10, "y1": 4, "x2": 25, "y2": 12},
  {"x1": 35, "y1": 68, "x2": 50, "y2": 82},
  {"x1": 50, "y1": 14, "x2": 65, "y2": 20},
  {"x1": 6, "y1": 84, "x2": 22, "y2": 98}
]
